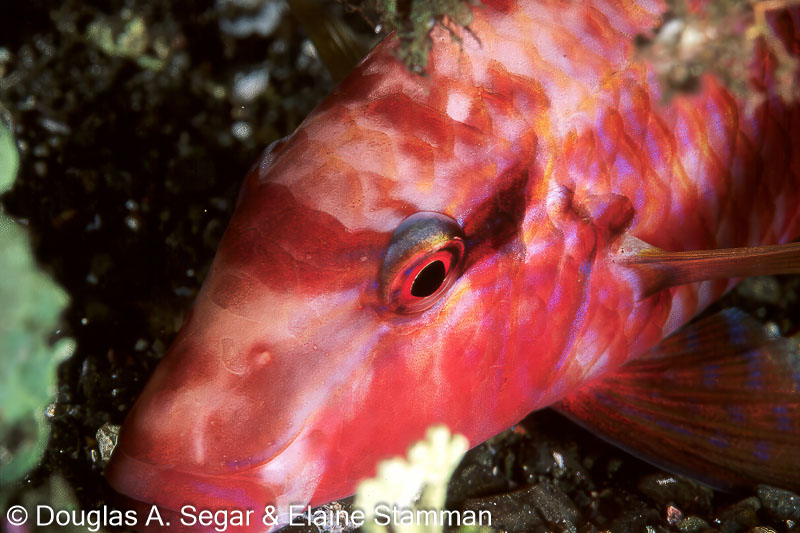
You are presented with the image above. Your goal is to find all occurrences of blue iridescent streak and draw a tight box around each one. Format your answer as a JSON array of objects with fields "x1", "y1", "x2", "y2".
[
  {"x1": 747, "y1": 356, "x2": 762, "y2": 390},
  {"x1": 709, "y1": 433, "x2": 729, "y2": 448},
  {"x1": 723, "y1": 311, "x2": 749, "y2": 346},
  {"x1": 685, "y1": 326, "x2": 701, "y2": 354},
  {"x1": 657, "y1": 418, "x2": 692, "y2": 437},
  {"x1": 754, "y1": 441, "x2": 771, "y2": 462},
  {"x1": 727, "y1": 406, "x2": 746, "y2": 424},
  {"x1": 703, "y1": 363, "x2": 720, "y2": 388},
  {"x1": 774, "y1": 406, "x2": 793, "y2": 432}
]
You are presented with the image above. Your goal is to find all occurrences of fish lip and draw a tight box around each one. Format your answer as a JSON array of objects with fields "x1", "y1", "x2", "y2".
[
  {"x1": 106, "y1": 446, "x2": 278, "y2": 515},
  {"x1": 222, "y1": 418, "x2": 306, "y2": 471}
]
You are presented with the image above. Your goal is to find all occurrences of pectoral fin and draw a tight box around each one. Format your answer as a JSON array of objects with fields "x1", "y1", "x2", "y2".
[
  {"x1": 614, "y1": 236, "x2": 800, "y2": 298},
  {"x1": 556, "y1": 309, "x2": 800, "y2": 491}
]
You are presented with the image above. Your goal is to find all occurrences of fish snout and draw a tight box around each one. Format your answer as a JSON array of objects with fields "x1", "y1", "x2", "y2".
[{"x1": 105, "y1": 330, "x2": 326, "y2": 532}]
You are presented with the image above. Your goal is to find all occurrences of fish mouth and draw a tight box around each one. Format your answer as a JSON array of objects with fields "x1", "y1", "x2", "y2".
[{"x1": 106, "y1": 447, "x2": 280, "y2": 530}]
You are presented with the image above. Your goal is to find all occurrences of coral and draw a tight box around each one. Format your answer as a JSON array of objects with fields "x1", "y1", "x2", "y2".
[{"x1": 355, "y1": 425, "x2": 469, "y2": 533}]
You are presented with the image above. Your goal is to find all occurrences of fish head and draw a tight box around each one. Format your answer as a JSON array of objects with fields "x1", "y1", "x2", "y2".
[{"x1": 106, "y1": 27, "x2": 632, "y2": 529}]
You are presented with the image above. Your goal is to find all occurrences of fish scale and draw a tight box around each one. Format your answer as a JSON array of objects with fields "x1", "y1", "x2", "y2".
[{"x1": 106, "y1": 2, "x2": 800, "y2": 531}]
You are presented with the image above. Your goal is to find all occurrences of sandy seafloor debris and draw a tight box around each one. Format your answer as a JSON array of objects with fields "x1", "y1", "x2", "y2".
[{"x1": 0, "y1": 1, "x2": 799, "y2": 532}]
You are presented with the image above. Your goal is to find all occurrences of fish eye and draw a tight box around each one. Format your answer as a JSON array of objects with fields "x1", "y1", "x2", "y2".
[
  {"x1": 411, "y1": 260, "x2": 446, "y2": 297},
  {"x1": 380, "y1": 212, "x2": 465, "y2": 314}
]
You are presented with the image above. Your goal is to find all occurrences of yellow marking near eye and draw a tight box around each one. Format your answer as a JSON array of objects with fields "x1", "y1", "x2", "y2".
[{"x1": 440, "y1": 276, "x2": 472, "y2": 314}]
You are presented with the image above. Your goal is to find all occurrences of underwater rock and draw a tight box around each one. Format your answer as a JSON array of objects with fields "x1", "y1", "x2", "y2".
[
  {"x1": 461, "y1": 486, "x2": 545, "y2": 532},
  {"x1": 462, "y1": 481, "x2": 579, "y2": 532},
  {"x1": 717, "y1": 496, "x2": 761, "y2": 533},
  {"x1": 757, "y1": 485, "x2": 800, "y2": 523},
  {"x1": 638, "y1": 473, "x2": 714, "y2": 516}
]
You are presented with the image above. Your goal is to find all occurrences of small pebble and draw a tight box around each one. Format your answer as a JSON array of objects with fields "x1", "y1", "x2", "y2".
[
  {"x1": 676, "y1": 515, "x2": 710, "y2": 533},
  {"x1": 39, "y1": 117, "x2": 71, "y2": 135},
  {"x1": 530, "y1": 481, "x2": 580, "y2": 526},
  {"x1": 233, "y1": 68, "x2": 270, "y2": 102},
  {"x1": 718, "y1": 496, "x2": 761, "y2": 533},
  {"x1": 95, "y1": 423, "x2": 120, "y2": 465},
  {"x1": 737, "y1": 276, "x2": 782, "y2": 305},
  {"x1": 639, "y1": 473, "x2": 713, "y2": 515},
  {"x1": 231, "y1": 120, "x2": 252, "y2": 140},
  {"x1": 218, "y1": 0, "x2": 287, "y2": 37},
  {"x1": 758, "y1": 485, "x2": 800, "y2": 522},
  {"x1": 462, "y1": 488, "x2": 544, "y2": 531},
  {"x1": 668, "y1": 505, "x2": 685, "y2": 525},
  {"x1": 125, "y1": 214, "x2": 140, "y2": 230}
]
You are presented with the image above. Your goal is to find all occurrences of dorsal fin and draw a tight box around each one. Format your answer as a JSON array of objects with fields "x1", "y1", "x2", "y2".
[
  {"x1": 556, "y1": 309, "x2": 800, "y2": 491},
  {"x1": 613, "y1": 235, "x2": 800, "y2": 299},
  {"x1": 287, "y1": 0, "x2": 372, "y2": 83}
]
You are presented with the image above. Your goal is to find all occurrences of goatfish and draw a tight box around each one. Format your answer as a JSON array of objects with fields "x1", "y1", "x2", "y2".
[{"x1": 106, "y1": 1, "x2": 800, "y2": 531}]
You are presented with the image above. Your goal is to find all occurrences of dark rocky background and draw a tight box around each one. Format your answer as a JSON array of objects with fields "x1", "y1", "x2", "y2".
[{"x1": 1, "y1": 1, "x2": 799, "y2": 532}]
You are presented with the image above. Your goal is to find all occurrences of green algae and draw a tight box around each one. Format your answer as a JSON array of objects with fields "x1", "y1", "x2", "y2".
[
  {"x1": 86, "y1": 12, "x2": 167, "y2": 71},
  {"x1": 0, "y1": 119, "x2": 74, "y2": 501},
  {"x1": 375, "y1": 0, "x2": 477, "y2": 73},
  {"x1": 0, "y1": 113, "x2": 17, "y2": 195},
  {"x1": 286, "y1": 0, "x2": 478, "y2": 75}
]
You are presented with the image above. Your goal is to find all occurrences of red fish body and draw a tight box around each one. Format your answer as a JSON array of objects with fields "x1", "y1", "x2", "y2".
[{"x1": 107, "y1": 1, "x2": 800, "y2": 530}]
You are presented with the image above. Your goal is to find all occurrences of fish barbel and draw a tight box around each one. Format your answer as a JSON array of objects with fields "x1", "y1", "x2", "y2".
[{"x1": 107, "y1": 1, "x2": 800, "y2": 530}]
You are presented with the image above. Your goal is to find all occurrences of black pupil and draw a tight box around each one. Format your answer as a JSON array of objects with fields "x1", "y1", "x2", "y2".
[{"x1": 411, "y1": 260, "x2": 447, "y2": 298}]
